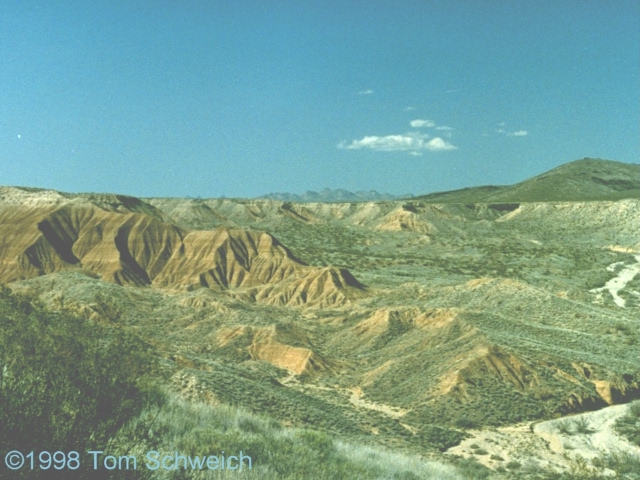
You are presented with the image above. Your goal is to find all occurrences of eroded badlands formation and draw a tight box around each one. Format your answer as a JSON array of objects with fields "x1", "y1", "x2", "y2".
[{"x1": 0, "y1": 188, "x2": 364, "y2": 307}]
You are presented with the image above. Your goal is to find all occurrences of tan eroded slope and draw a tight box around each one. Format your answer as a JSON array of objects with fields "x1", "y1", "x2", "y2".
[{"x1": 0, "y1": 193, "x2": 364, "y2": 306}]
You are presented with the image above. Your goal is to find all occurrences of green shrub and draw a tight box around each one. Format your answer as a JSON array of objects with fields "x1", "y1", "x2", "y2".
[
  {"x1": 0, "y1": 287, "x2": 161, "y2": 478},
  {"x1": 555, "y1": 416, "x2": 593, "y2": 436},
  {"x1": 449, "y1": 456, "x2": 491, "y2": 479},
  {"x1": 574, "y1": 417, "x2": 593, "y2": 434},
  {"x1": 454, "y1": 418, "x2": 479, "y2": 429},
  {"x1": 556, "y1": 418, "x2": 573, "y2": 435},
  {"x1": 506, "y1": 460, "x2": 521, "y2": 470},
  {"x1": 592, "y1": 451, "x2": 640, "y2": 475},
  {"x1": 417, "y1": 425, "x2": 468, "y2": 451},
  {"x1": 614, "y1": 400, "x2": 640, "y2": 446}
]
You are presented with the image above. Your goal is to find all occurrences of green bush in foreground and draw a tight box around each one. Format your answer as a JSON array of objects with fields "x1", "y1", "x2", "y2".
[{"x1": 0, "y1": 287, "x2": 161, "y2": 479}]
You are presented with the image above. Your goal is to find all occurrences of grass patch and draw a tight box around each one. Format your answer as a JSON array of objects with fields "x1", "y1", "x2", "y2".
[{"x1": 117, "y1": 394, "x2": 467, "y2": 479}]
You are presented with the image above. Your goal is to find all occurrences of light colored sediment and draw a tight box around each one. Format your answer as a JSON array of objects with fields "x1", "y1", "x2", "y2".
[{"x1": 446, "y1": 403, "x2": 640, "y2": 473}]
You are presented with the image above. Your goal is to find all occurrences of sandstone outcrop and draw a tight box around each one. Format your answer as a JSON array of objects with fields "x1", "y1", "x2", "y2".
[{"x1": 215, "y1": 324, "x2": 332, "y2": 375}]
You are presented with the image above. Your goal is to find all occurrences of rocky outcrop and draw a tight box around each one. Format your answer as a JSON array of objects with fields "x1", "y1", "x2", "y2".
[{"x1": 215, "y1": 324, "x2": 333, "y2": 375}]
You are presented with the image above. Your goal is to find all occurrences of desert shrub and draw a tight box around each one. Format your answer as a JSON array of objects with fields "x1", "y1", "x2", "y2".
[
  {"x1": 237, "y1": 416, "x2": 270, "y2": 435},
  {"x1": 506, "y1": 460, "x2": 521, "y2": 470},
  {"x1": 614, "y1": 400, "x2": 640, "y2": 446},
  {"x1": 538, "y1": 452, "x2": 640, "y2": 480},
  {"x1": 555, "y1": 418, "x2": 573, "y2": 435},
  {"x1": 0, "y1": 287, "x2": 161, "y2": 478},
  {"x1": 592, "y1": 451, "x2": 640, "y2": 475},
  {"x1": 537, "y1": 456, "x2": 610, "y2": 480},
  {"x1": 449, "y1": 456, "x2": 491, "y2": 479},
  {"x1": 92, "y1": 292, "x2": 123, "y2": 322},
  {"x1": 555, "y1": 416, "x2": 593, "y2": 436},
  {"x1": 571, "y1": 416, "x2": 594, "y2": 434},
  {"x1": 417, "y1": 425, "x2": 468, "y2": 451},
  {"x1": 454, "y1": 418, "x2": 479, "y2": 429}
]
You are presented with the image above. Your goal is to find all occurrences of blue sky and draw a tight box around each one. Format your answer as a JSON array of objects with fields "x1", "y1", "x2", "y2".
[{"x1": 1, "y1": 1, "x2": 638, "y2": 197}]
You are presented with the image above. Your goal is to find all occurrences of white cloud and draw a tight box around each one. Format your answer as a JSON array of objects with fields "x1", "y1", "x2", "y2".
[
  {"x1": 435, "y1": 126, "x2": 453, "y2": 131},
  {"x1": 425, "y1": 137, "x2": 457, "y2": 151},
  {"x1": 357, "y1": 89, "x2": 374, "y2": 95},
  {"x1": 339, "y1": 132, "x2": 456, "y2": 154},
  {"x1": 494, "y1": 124, "x2": 528, "y2": 137},
  {"x1": 404, "y1": 106, "x2": 416, "y2": 111},
  {"x1": 495, "y1": 128, "x2": 528, "y2": 136},
  {"x1": 410, "y1": 119, "x2": 436, "y2": 128}
]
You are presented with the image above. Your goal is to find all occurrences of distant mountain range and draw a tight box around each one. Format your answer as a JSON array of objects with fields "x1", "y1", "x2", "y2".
[
  {"x1": 258, "y1": 188, "x2": 413, "y2": 203},
  {"x1": 412, "y1": 158, "x2": 640, "y2": 203},
  {"x1": 258, "y1": 159, "x2": 639, "y2": 204}
]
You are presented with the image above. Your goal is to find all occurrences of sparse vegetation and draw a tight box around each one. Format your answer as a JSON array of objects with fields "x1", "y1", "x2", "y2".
[
  {"x1": 449, "y1": 456, "x2": 492, "y2": 479},
  {"x1": 555, "y1": 416, "x2": 594, "y2": 436},
  {"x1": 113, "y1": 394, "x2": 466, "y2": 479},
  {"x1": 614, "y1": 400, "x2": 640, "y2": 446},
  {"x1": 536, "y1": 452, "x2": 640, "y2": 480}
]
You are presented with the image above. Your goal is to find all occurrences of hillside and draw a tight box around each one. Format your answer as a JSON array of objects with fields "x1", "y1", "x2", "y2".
[{"x1": 415, "y1": 158, "x2": 640, "y2": 203}]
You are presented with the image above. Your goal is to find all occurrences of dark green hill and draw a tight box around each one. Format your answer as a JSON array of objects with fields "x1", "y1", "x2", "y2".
[{"x1": 415, "y1": 158, "x2": 640, "y2": 203}]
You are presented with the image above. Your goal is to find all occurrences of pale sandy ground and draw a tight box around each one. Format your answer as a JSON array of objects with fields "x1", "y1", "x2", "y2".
[
  {"x1": 446, "y1": 404, "x2": 640, "y2": 474},
  {"x1": 591, "y1": 253, "x2": 640, "y2": 308}
]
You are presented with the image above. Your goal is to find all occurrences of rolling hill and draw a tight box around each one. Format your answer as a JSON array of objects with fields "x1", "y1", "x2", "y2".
[{"x1": 415, "y1": 158, "x2": 640, "y2": 203}]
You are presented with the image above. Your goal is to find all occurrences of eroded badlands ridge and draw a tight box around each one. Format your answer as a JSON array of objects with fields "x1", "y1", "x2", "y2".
[{"x1": 0, "y1": 187, "x2": 364, "y2": 307}]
